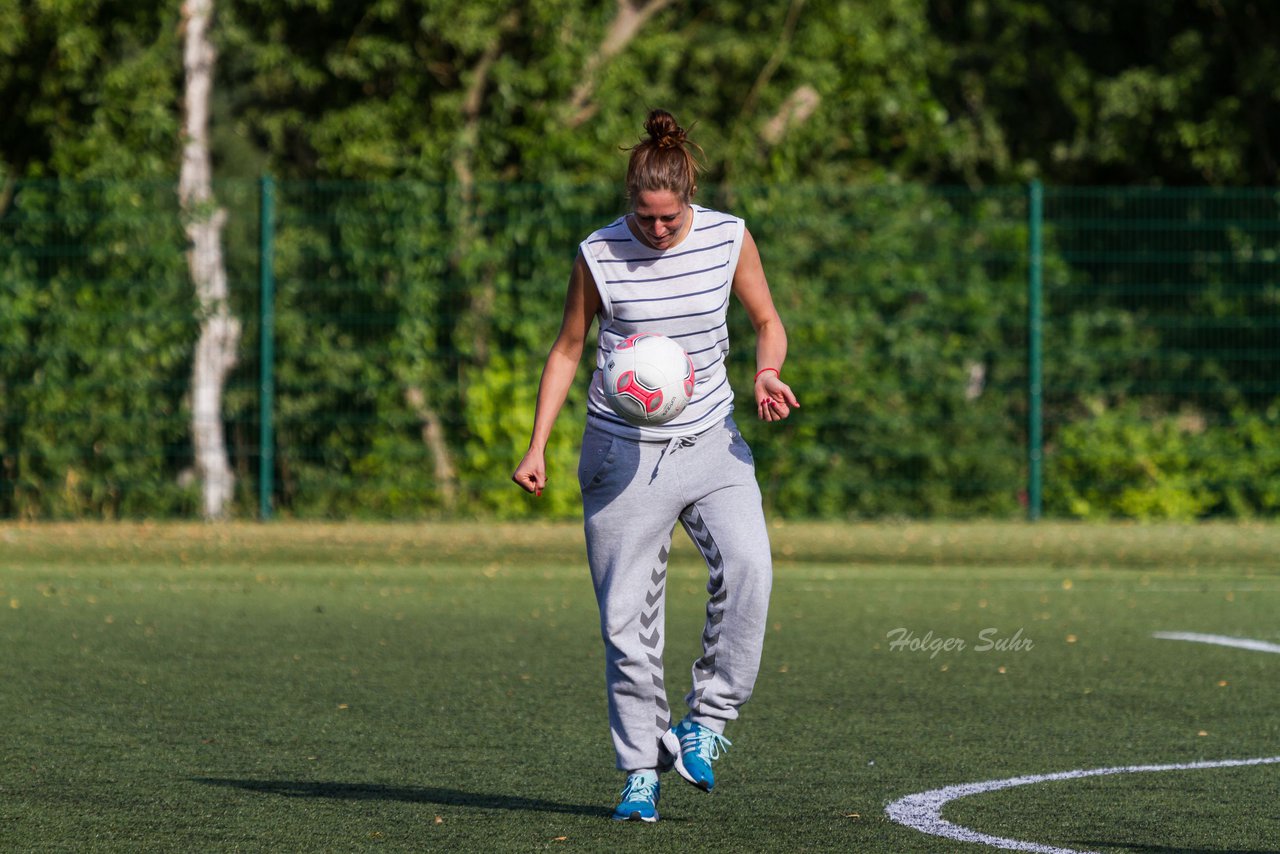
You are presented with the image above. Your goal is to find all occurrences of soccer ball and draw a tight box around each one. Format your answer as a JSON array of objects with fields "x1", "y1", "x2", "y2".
[{"x1": 603, "y1": 333, "x2": 696, "y2": 426}]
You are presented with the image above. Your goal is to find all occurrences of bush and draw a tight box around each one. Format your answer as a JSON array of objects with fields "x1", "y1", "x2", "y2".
[{"x1": 1046, "y1": 404, "x2": 1280, "y2": 519}]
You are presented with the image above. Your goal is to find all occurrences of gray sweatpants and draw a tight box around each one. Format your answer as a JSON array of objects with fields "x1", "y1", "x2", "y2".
[{"x1": 578, "y1": 415, "x2": 773, "y2": 772}]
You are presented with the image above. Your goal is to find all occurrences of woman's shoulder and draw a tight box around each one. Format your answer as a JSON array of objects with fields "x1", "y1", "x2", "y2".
[
  {"x1": 692, "y1": 204, "x2": 738, "y2": 218},
  {"x1": 691, "y1": 206, "x2": 746, "y2": 236},
  {"x1": 581, "y1": 215, "x2": 630, "y2": 247}
]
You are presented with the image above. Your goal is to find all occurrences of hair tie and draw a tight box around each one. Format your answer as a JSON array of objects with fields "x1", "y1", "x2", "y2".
[{"x1": 658, "y1": 131, "x2": 685, "y2": 149}]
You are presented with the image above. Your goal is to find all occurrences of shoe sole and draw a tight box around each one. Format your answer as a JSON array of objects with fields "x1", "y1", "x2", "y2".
[
  {"x1": 660, "y1": 729, "x2": 712, "y2": 792},
  {"x1": 613, "y1": 811, "x2": 659, "y2": 822}
]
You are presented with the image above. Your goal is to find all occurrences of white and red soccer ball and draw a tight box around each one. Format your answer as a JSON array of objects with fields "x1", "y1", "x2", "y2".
[{"x1": 603, "y1": 333, "x2": 695, "y2": 426}]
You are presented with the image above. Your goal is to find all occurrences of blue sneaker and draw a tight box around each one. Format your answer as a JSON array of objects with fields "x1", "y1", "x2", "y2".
[
  {"x1": 612, "y1": 770, "x2": 660, "y2": 822},
  {"x1": 661, "y1": 717, "x2": 731, "y2": 791},
  {"x1": 660, "y1": 737, "x2": 680, "y2": 773}
]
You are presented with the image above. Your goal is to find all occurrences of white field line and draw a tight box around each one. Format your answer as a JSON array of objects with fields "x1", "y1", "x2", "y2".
[
  {"x1": 885, "y1": 756, "x2": 1280, "y2": 854},
  {"x1": 1151, "y1": 631, "x2": 1280, "y2": 654},
  {"x1": 887, "y1": 633, "x2": 1280, "y2": 851}
]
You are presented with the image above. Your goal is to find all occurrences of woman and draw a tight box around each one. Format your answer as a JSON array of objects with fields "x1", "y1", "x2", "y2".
[{"x1": 512, "y1": 109, "x2": 799, "y2": 822}]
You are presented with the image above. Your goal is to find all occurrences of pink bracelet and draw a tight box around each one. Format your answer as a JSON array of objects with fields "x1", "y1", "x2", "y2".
[{"x1": 754, "y1": 367, "x2": 780, "y2": 383}]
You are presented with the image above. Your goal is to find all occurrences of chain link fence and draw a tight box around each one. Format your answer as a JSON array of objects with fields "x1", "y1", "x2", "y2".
[{"x1": 2, "y1": 180, "x2": 1277, "y2": 520}]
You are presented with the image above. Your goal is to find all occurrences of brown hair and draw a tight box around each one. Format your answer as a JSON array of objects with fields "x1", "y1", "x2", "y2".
[{"x1": 625, "y1": 110, "x2": 704, "y2": 203}]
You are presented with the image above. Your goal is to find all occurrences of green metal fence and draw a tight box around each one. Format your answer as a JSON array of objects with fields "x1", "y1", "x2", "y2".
[
  {"x1": 1039, "y1": 188, "x2": 1280, "y2": 518},
  {"x1": 2, "y1": 180, "x2": 1278, "y2": 520}
]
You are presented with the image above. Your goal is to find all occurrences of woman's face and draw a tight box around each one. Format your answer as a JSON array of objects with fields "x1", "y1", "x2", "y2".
[{"x1": 632, "y1": 189, "x2": 689, "y2": 250}]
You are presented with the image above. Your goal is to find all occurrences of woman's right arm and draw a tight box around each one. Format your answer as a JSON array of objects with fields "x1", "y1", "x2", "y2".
[{"x1": 512, "y1": 252, "x2": 601, "y2": 495}]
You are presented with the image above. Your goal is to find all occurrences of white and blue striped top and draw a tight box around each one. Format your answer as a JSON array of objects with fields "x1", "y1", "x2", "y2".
[{"x1": 580, "y1": 205, "x2": 746, "y2": 440}]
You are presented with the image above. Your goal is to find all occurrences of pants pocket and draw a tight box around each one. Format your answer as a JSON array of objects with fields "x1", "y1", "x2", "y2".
[
  {"x1": 578, "y1": 427, "x2": 619, "y2": 489},
  {"x1": 727, "y1": 421, "x2": 755, "y2": 466}
]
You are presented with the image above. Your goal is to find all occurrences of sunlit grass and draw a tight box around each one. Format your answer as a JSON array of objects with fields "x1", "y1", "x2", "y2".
[{"x1": 2, "y1": 521, "x2": 1277, "y2": 852}]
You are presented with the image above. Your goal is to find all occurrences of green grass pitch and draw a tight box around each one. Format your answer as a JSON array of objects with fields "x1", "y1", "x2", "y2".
[{"x1": 1, "y1": 521, "x2": 1277, "y2": 852}]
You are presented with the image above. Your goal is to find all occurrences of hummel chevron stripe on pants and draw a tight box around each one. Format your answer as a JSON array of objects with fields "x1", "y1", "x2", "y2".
[{"x1": 579, "y1": 416, "x2": 772, "y2": 772}]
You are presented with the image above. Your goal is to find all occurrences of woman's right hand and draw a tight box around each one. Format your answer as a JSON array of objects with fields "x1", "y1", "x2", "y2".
[
  {"x1": 512, "y1": 253, "x2": 600, "y2": 499},
  {"x1": 512, "y1": 447, "x2": 547, "y2": 497}
]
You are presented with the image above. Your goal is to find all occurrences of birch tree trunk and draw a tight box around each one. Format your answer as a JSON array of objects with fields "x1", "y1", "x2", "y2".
[{"x1": 180, "y1": 0, "x2": 239, "y2": 519}]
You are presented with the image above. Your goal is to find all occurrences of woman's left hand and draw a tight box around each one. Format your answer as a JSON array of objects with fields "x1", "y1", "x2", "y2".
[{"x1": 756, "y1": 373, "x2": 800, "y2": 422}]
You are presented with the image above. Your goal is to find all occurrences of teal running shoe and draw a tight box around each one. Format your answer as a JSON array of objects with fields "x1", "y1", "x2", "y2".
[
  {"x1": 661, "y1": 717, "x2": 731, "y2": 791},
  {"x1": 612, "y1": 770, "x2": 660, "y2": 822}
]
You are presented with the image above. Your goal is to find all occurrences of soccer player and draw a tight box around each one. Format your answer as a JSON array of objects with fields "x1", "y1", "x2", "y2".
[{"x1": 512, "y1": 109, "x2": 799, "y2": 822}]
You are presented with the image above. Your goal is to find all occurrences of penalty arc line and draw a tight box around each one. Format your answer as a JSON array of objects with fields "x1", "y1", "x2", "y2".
[
  {"x1": 886, "y1": 633, "x2": 1280, "y2": 852},
  {"x1": 1151, "y1": 631, "x2": 1280, "y2": 654},
  {"x1": 885, "y1": 756, "x2": 1280, "y2": 854}
]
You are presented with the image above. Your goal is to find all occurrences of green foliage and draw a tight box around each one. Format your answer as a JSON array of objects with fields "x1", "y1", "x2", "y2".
[
  {"x1": 460, "y1": 354, "x2": 585, "y2": 519},
  {"x1": 1047, "y1": 405, "x2": 1213, "y2": 520},
  {"x1": 247, "y1": 178, "x2": 604, "y2": 519},
  {"x1": 0, "y1": 0, "x2": 180, "y2": 180},
  {"x1": 250, "y1": 180, "x2": 1034, "y2": 520},
  {"x1": 1042, "y1": 189, "x2": 1280, "y2": 415},
  {"x1": 1047, "y1": 404, "x2": 1280, "y2": 520},
  {"x1": 731, "y1": 184, "x2": 1028, "y2": 517},
  {"x1": 212, "y1": 0, "x2": 962, "y2": 188},
  {"x1": 4, "y1": 0, "x2": 1278, "y2": 189},
  {"x1": 5, "y1": 179, "x2": 1280, "y2": 519},
  {"x1": 3, "y1": 2, "x2": 1280, "y2": 519},
  {"x1": 0, "y1": 181, "x2": 196, "y2": 518},
  {"x1": 927, "y1": 0, "x2": 1280, "y2": 184}
]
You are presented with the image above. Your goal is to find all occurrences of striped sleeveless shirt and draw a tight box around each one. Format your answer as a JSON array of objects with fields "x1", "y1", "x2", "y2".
[{"x1": 580, "y1": 205, "x2": 745, "y2": 440}]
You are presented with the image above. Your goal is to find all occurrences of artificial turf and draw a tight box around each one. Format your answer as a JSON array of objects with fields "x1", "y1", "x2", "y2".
[{"x1": 1, "y1": 521, "x2": 1277, "y2": 852}]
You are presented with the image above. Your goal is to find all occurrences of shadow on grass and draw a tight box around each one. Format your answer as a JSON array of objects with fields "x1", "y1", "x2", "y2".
[{"x1": 194, "y1": 778, "x2": 611, "y2": 818}]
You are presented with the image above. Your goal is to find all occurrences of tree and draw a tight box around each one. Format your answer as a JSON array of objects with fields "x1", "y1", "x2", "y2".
[
  {"x1": 181, "y1": 0, "x2": 239, "y2": 519},
  {"x1": 5, "y1": 0, "x2": 1279, "y2": 519},
  {"x1": 927, "y1": 0, "x2": 1280, "y2": 185},
  {"x1": 0, "y1": 2, "x2": 192, "y2": 518},
  {"x1": 0, "y1": 0, "x2": 181, "y2": 185}
]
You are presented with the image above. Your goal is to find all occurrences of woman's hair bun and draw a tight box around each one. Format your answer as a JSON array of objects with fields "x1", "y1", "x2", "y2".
[
  {"x1": 645, "y1": 109, "x2": 687, "y2": 150},
  {"x1": 625, "y1": 108, "x2": 703, "y2": 202}
]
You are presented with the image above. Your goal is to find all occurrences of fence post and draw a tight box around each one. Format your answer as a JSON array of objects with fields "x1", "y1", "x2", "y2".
[
  {"x1": 258, "y1": 174, "x2": 276, "y2": 521},
  {"x1": 1027, "y1": 180, "x2": 1044, "y2": 521}
]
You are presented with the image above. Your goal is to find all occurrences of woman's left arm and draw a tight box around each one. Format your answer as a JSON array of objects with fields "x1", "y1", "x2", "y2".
[{"x1": 732, "y1": 227, "x2": 800, "y2": 422}]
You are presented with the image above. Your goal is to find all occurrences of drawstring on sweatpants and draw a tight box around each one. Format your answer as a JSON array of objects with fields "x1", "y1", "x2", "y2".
[{"x1": 650, "y1": 433, "x2": 699, "y2": 482}]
